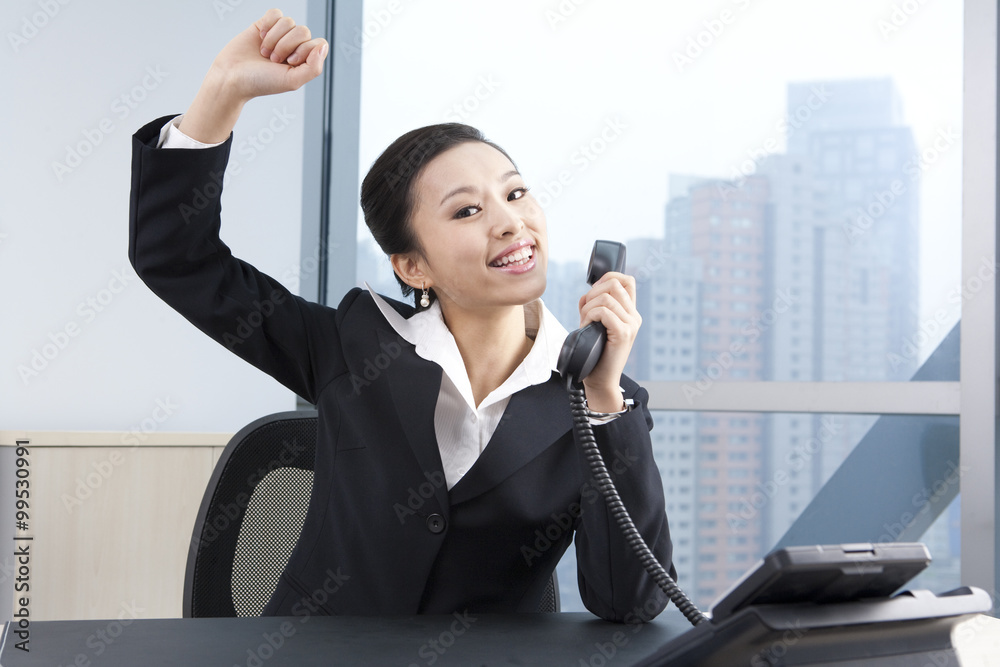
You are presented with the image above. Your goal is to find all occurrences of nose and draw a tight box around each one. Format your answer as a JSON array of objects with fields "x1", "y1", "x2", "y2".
[{"x1": 492, "y1": 202, "x2": 525, "y2": 237}]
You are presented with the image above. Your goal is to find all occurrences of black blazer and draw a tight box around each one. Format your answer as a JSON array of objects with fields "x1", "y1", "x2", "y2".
[{"x1": 129, "y1": 115, "x2": 674, "y2": 622}]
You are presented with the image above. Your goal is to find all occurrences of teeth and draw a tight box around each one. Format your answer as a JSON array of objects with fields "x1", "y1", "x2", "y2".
[{"x1": 492, "y1": 246, "x2": 533, "y2": 267}]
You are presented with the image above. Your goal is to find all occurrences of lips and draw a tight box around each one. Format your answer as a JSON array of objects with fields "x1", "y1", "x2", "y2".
[{"x1": 489, "y1": 241, "x2": 535, "y2": 268}]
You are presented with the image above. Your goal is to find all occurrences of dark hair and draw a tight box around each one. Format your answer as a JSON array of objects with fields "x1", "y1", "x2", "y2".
[{"x1": 360, "y1": 123, "x2": 516, "y2": 309}]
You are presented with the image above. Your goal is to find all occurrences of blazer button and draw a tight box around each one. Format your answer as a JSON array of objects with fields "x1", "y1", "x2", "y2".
[{"x1": 425, "y1": 514, "x2": 446, "y2": 534}]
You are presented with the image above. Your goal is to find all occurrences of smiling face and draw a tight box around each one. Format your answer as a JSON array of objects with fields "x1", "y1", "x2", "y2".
[{"x1": 392, "y1": 140, "x2": 548, "y2": 316}]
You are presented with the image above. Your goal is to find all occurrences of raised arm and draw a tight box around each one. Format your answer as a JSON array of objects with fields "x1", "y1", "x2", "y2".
[
  {"x1": 179, "y1": 8, "x2": 328, "y2": 143},
  {"x1": 128, "y1": 10, "x2": 343, "y2": 404}
]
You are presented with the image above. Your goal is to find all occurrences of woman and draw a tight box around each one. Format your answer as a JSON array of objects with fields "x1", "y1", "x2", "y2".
[{"x1": 129, "y1": 9, "x2": 673, "y2": 622}]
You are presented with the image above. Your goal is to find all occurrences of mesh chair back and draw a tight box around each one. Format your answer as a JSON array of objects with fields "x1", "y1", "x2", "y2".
[
  {"x1": 184, "y1": 410, "x2": 560, "y2": 615},
  {"x1": 539, "y1": 571, "x2": 560, "y2": 613},
  {"x1": 184, "y1": 411, "x2": 318, "y2": 617}
]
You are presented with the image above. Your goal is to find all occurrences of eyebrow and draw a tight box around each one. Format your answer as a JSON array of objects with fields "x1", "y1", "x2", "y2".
[{"x1": 439, "y1": 169, "x2": 521, "y2": 207}]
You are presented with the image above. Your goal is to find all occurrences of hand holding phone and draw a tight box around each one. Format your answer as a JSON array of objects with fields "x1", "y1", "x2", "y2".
[
  {"x1": 557, "y1": 241, "x2": 627, "y2": 383},
  {"x1": 558, "y1": 241, "x2": 639, "y2": 406}
]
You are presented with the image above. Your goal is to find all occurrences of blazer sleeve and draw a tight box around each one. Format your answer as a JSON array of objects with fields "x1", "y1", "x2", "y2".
[
  {"x1": 573, "y1": 380, "x2": 676, "y2": 623},
  {"x1": 128, "y1": 115, "x2": 349, "y2": 404}
]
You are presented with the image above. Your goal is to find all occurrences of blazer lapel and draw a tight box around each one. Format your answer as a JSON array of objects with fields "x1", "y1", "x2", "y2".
[
  {"x1": 377, "y1": 328, "x2": 451, "y2": 518},
  {"x1": 448, "y1": 372, "x2": 573, "y2": 505}
]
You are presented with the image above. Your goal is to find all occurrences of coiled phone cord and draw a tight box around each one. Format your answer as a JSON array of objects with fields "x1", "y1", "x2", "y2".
[{"x1": 567, "y1": 379, "x2": 709, "y2": 627}]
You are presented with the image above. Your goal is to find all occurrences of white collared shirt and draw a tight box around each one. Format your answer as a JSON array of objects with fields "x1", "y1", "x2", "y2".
[{"x1": 366, "y1": 285, "x2": 570, "y2": 489}]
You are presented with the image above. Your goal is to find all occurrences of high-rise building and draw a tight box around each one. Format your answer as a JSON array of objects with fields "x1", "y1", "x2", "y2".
[
  {"x1": 785, "y1": 78, "x2": 919, "y2": 386},
  {"x1": 542, "y1": 259, "x2": 587, "y2": 333},
  {"x1": 753, "y1": 153, "x2": 834, "y2": 548},
  {"x1": 780, "y1": 80, "x2": 919, "y2": 498},
  {"x1": 664, "y1": 175, "x2": 772, "y2": 605},
  {"x1": 629, "y1": 242, "x2": 702, "y2": 587},
  {"x1": 652, "y1": 78, "x2": 923, "y2": 607}
]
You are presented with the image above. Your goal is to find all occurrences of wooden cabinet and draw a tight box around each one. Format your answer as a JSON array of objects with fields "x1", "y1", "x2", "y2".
[{"x1": 0, "y1": 431, "x2": 229, "y2": 621}]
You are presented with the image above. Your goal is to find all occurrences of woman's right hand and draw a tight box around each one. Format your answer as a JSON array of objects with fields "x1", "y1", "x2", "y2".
[{"x1": 179, "y1": 8, "x2": 329, "y2": 144}]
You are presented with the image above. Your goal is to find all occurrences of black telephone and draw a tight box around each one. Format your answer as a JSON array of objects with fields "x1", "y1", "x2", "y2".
[
  {"x1": 558, "y1": 241, "x2": 708, "y2": 627},
  {"x1": 557, "y1": 240, "x2": 630, "y2": 384}
]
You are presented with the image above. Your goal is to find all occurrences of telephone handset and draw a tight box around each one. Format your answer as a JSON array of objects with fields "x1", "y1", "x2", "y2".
[
  {"x1": 558, "y1": 241, "x2": 708, "y2": 627},
  {"x1": 557, "y1": 240, "x2": 628, "y2": 384}
]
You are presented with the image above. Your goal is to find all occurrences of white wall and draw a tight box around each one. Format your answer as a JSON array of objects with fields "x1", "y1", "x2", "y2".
[{"x1": 1, "y1": 0, "x2": 309, "y2": 433}]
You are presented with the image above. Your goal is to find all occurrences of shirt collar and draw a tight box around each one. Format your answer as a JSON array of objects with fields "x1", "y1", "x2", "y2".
[{"x1": 365, "y1": 283, "x2": 569, "y2": 410}]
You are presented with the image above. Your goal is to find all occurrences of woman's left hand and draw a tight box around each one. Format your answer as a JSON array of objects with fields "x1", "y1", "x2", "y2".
[{"x1": 576, "y1": 272, "x2": 642, "y2": 413}]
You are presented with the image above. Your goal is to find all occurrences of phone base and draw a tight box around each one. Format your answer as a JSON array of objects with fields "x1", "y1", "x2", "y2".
[{"x1": 635, "y1": 587, "x2": 995, "y2": 666}]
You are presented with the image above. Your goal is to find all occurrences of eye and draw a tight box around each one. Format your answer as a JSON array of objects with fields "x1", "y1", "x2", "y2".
[
  {"x1": 454, "y1": 204, "x2": 482, "y2": 219},
  {"x1": 508, "y1": 186, "x2": 530, "y2": 201}
]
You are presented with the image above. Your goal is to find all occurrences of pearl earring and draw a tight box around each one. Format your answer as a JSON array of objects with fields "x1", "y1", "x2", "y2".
[{"x1": 420, "y1": 285, "x2": 430, "y2": 308}]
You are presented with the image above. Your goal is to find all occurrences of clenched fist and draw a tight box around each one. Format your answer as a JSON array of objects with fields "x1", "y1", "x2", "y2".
[{"x1": 179, "y1": 9, "x2": 328, "y2": 144}]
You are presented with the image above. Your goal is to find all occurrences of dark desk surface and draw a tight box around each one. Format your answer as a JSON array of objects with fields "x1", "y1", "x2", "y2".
[{"x1": 0, "y1": 611, "x2": 695, "y2": 666}]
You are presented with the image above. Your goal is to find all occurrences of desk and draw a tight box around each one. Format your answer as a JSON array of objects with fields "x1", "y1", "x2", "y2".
[
  {"x1": 0, "y1": 612, "x2": 694, "y2": 666},
  {"x1": 4, "y1": 608, "x2": 998, "y2": 666}
]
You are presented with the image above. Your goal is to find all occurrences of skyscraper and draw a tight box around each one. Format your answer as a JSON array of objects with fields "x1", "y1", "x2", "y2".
[
  {"x1": 663, "y1": 174, "x2": 772, "y2": 604},
  {"x1": 629, "y1": 242, "x2": 701, "y2": 587},
  {"x1": 654, "y1": 78, "x2": 921, "y2": 607}
]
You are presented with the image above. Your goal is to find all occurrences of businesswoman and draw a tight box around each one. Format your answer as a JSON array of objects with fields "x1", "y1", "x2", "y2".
[{"x1": 129, "y1": 9, "x2": 674, "y2": 622}]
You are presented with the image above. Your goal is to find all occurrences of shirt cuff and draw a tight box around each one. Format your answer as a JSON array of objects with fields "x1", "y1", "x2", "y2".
[
  {"x1": 587, "y1": 412, "x2": 624, "y2": 426},
  {"x1": 156, "y1": 115, "x2": 226, "y2": 149},
  {"x1": 586, "y1": 389, "x2": 634, "y2": 425}
]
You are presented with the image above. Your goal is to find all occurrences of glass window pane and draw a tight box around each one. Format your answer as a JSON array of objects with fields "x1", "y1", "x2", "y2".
[{"x1": 555, "y1": 410, "x2": 960, "y2": 613}]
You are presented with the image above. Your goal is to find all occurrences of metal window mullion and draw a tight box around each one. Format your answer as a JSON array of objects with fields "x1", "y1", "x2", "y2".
[
  {"x1": 298, "y1": 0, "x2": 363, "y2": 410},
  {"x1": 961, "y1": 0, "x2": 999, "y2": 602},
  {"x1": 643, "y1": 381, "x2": 960, "y2": 416},
  {"x1": 300, "y1": 0, "x2": 363, "y2": 307}
]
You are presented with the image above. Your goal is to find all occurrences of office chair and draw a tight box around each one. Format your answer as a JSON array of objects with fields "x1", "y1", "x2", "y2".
[
  {"x1": 184, "y1": 410, "x2": 319, "y2": 617},
  {"x1": 184, "y1": 410, "x2": 560, "y2": 617}
]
